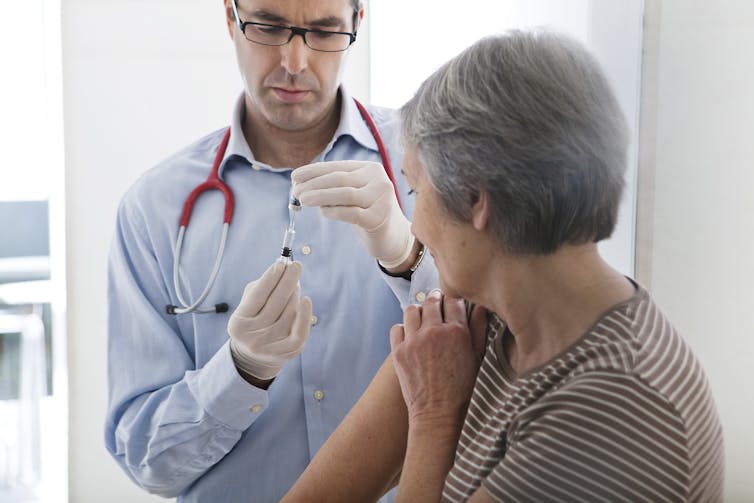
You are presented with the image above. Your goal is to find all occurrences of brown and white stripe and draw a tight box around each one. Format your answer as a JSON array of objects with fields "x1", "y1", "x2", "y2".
[{"x1": 442, "y1": 285, "x2": 724, "y2": 502}]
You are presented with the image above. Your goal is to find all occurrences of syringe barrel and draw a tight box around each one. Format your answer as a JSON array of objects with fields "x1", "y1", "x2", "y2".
[{"x1": 281, "y1": 228, "x2": 295, "y2": 251}]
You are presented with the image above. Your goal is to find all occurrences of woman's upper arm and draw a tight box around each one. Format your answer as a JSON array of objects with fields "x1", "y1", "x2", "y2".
[{"x1": 282, "y1": 355, "x2": 408, "y2": 503}]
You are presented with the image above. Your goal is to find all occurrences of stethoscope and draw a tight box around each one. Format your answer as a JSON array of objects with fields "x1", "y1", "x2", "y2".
[{"x1": 166, "y1": 98, "x2": 400, "y2": 315}]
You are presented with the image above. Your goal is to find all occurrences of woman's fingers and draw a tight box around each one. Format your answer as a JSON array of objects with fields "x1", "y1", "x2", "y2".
[
  {"x1": 420, "y1": 289, "x2": 444, "y2": 326},
  {"x1": 442, "y1": 295, "x2": 467, "y2": 326},
  {"x1": 389, "y1": 324, "x2": 405, "y2": 352}
]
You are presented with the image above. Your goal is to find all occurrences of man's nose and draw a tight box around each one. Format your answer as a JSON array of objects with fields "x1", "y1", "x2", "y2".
[{"x1": 280, "y1": 33, "x2": 309, "y2": 75}]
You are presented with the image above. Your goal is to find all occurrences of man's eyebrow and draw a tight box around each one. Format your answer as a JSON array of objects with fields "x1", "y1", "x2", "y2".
[
  {"x1": 307, "y1": 16, "x2": 346, "y2": 29},
  {"x1": 249, "y1": 9, "x2": 288, "y2": 24},
  {"x1": 249, "y1": 10, "x2": 346, "y2": 30}
]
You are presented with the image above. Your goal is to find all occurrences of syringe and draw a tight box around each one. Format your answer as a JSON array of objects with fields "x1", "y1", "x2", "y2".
[{"x1": 278, "y1": 196, "x2": 302, "y2": 263}]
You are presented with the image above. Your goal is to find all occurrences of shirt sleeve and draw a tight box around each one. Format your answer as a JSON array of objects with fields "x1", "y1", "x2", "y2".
[
  {"x1": 380, "y1": 252, "x2": 439, "y2": 308},
  {"x1": 480, "y1": 372, "x2": 691, "y2": 502},
  {"x1": 104, "y1": 197, "x2": 268, "y2": 497}
]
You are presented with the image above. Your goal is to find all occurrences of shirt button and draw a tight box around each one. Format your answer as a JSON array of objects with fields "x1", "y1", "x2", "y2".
[
  {"x1": 250, "y1": 404, "x2": 262, "y2": 413},
  {"x1": 301, "y1": 245, "x2": 312, "y2": 255},
  {"x1": 310, "y1": 315, "x2": 319, "y2": 326},
  {"x1": 415, "y1": 291, "x2": 427, "y2": 303},
  {"x1": 313, "y1": 390, "x2": 325, "y2": 401},
  {"x1": 251, "y1": 163, "x2": 260, "y2": 171}
]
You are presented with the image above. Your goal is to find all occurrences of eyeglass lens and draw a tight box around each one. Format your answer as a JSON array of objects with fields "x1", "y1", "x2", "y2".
[{"x1": 244, "y1": 24, "x2": 352, "y2": 52}]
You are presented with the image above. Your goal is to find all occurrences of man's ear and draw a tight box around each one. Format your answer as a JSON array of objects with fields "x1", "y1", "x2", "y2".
[
  {"x1": 224, "y1": 0, "x2": 236, "y2": 39},
  {"x1": 353, "y1": 4, "x2": 365, "y2": 33},
  {"x1": 471, "y1": 189, "x2": 490, "y2": 231},
  {"x1": 357, "y1": 5, "x2": 365, "y2": 29}
]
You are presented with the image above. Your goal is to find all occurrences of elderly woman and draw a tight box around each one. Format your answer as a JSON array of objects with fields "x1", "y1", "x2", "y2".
[{"x1": 286, "y1": 30, "x2": 724, "y2": 502}]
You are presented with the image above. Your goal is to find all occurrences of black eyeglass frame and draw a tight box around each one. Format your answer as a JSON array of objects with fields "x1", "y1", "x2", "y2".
[{"x1": 231, "y1": 0, "x2": 358, "y2": 53}]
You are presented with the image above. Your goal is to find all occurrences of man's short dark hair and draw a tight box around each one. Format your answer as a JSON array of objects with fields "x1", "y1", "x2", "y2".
[{"x1": 350, "y1": 0, "x2": 361, "y2": 32}]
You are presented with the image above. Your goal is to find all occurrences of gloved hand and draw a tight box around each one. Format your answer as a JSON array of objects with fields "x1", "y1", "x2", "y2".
[
  {"x1": 291, "y1": 161, "x2": 414, "y2": 269},
  {"x1": 227, "y1": 261, "x2": 313, "y2": 381}
]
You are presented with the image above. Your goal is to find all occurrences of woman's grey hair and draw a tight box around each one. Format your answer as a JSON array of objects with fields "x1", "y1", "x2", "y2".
[{"x1": 401, "y1": 30, "x2": 629, "y2": 255}]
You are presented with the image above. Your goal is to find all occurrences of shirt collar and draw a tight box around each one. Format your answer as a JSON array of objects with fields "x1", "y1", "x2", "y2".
[
  {"x1": 221, "y1": 93, "x2": 255, "y2": 173},
  {"x1": 332, "y1": 86, "x2": 379, "y2": 153},
  {"x1": 219, "y1": 87, "x2": 379, "y2": 176}
]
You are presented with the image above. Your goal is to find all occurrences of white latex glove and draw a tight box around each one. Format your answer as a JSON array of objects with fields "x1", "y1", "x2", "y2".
[
  {"x1": 291, "y1": 161, "x2": 414, "y2": 269},
  {"x1": 227, "y1": 261, "x2": 313, "y2": 381}
]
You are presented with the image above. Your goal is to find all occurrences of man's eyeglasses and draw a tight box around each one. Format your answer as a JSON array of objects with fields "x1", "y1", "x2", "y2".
[{"x1": 231, "y1": 1, "x2": 357, "y2": 53}]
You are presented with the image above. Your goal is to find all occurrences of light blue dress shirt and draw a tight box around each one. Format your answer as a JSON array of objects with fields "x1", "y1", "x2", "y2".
[{"x1": 105, "y1": 88, "x2": 437, "y2": 502}]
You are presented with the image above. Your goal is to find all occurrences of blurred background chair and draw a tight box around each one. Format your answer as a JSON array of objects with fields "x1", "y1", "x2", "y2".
[{"x1": 0, "y1": 200, "x2": 51, "y2": 501}]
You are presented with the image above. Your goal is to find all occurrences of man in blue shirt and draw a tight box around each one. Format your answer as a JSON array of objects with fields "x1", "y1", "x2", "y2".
[{"x1": 104, "y1": 0, "x2": 435, "y2": 501}]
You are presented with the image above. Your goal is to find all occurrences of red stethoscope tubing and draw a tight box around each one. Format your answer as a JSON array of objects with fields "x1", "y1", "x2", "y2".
[
  {"x1": 179, "y1": 98, "x2": 399, "y2": 229},
  {"x1": 168, "y1": 98, "x2": 398, "y2": 315},
  {"x1": 353, "y1": 99, "x2": 401, "y2": 208},
  {"x1": 180, "y1": 127, "x2": 234, "y2": 226}
]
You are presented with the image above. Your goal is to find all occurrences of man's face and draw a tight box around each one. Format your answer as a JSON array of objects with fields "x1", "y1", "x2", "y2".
[{"x1": 226, "y1": 0, "x2": 359, "y2": 132}]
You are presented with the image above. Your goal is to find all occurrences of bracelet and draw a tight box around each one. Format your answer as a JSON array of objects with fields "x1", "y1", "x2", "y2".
[{"x1": 408, "y1": 241, "x2": 426, "y2": 273}]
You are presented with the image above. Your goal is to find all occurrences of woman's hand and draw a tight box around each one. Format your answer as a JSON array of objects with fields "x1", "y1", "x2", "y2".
[{"x1": 389, "y1": 290, "x2": 488, "y2": 428}]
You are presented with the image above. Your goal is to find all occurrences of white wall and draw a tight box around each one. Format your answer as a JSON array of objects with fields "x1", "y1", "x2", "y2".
[
  {"x1": 638, "y1": 0, "x2": 754, "y2": 500},
  {"x1": 0, "y1": 2, "x2": 49, "y2": 201},
  {"x1": 60, "y1": 1, "x2": 369, "y2": 502}
]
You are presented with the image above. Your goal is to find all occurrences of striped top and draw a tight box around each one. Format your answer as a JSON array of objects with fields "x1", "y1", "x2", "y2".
[{"x1": 442, "y1": 285, "x2": 724, "y2": 502}]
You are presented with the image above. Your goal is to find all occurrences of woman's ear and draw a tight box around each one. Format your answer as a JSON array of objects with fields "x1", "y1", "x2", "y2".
[{"x1": 471, "y1": 190, "x2": 489, "y2": 231}]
